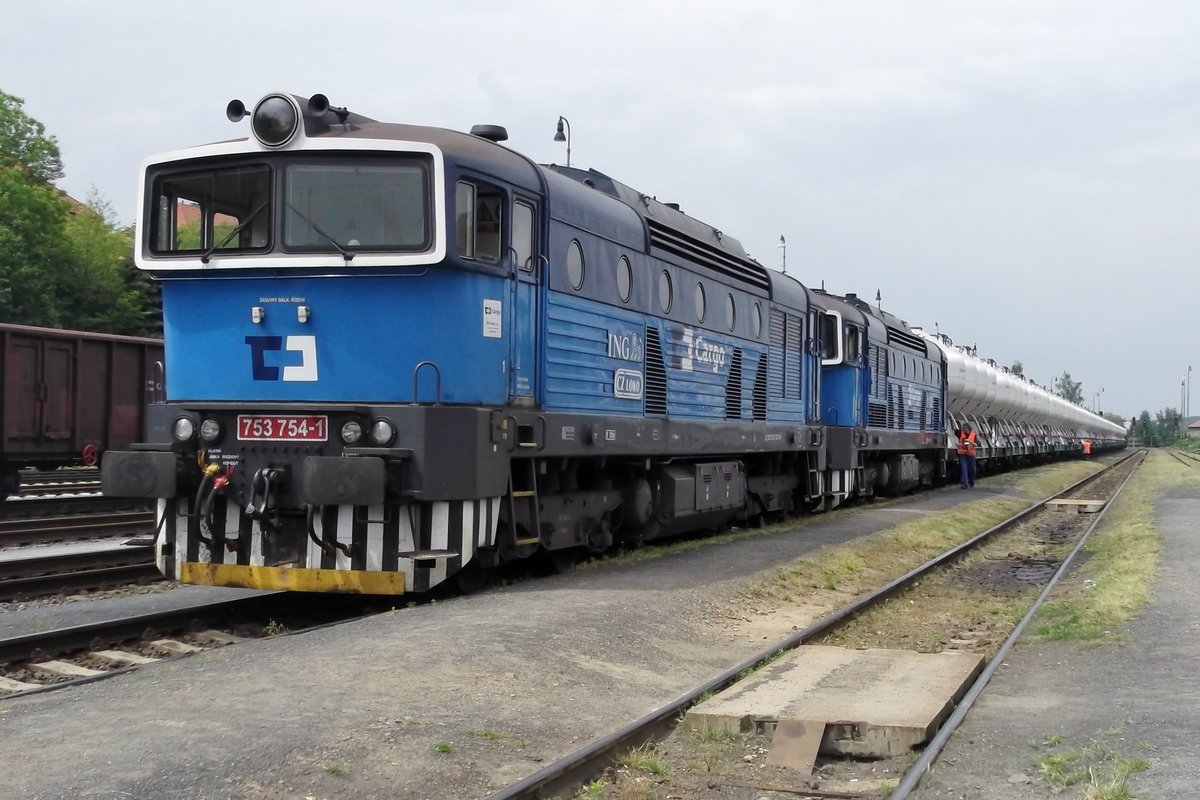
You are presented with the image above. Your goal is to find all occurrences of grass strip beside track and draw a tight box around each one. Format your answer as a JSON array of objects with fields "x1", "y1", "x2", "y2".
[{"x1": 1033, "y1": 449, "x2": 1193, "y2": 643}]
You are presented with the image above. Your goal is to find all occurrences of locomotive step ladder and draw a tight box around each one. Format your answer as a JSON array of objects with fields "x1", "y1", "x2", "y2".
[{"x1": 508, "y1": 458, "x2": 542, "y2": 547}]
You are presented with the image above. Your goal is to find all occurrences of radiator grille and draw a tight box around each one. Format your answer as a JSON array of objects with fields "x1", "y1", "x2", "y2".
[
  {"x1": 644, "y1": 326, "x2": 667, "y2": 416},
  {"x1": 770, "y1": 309, "x2": 802, "y2": 400},
  {"x1": 647, "y1": 219, "x2": 771, "y2": 292},
  {"x1": 886, "y1": 326, "x2": 926, "y2": 353},
  {"x1": 868, "y1": 401, "x2": 887, "y2": 427},
  {"x1": 869, "y1": 345, "x2": 887, "y2": 399},
  {"x1": 753, "y1": 355, "x2": 768, "y2": 421},
  {"x1": 725, "y1": 348, "x2": 743, "y2": 420}
]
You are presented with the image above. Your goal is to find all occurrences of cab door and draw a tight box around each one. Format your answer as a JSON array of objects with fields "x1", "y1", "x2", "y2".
[{"x1": 509, "y1": 199, "x2": 539, "y2": 403}]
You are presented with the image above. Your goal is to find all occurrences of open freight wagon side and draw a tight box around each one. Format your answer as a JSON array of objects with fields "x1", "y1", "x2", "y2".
[{"x1": 0, "y1": 323, "x2": 163, "y2": 496}]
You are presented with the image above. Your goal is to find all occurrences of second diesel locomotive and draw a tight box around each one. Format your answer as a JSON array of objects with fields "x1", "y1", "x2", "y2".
[{"x1": 102, "y1": 92, "x2": 1126, "y2": 595}]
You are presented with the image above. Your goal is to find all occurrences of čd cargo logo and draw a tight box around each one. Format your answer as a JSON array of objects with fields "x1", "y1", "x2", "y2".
[
  {"x1": 245, "y1": 335, "x2": 319, "y2": 382},
  {"x1": 674, "y1": 326, "x2": 727, "y2": 374}
]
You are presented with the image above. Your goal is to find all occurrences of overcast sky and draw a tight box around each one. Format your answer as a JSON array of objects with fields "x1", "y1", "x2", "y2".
[{"x1": 4, "y1": 1, "x2": 1197, "y2": 418}]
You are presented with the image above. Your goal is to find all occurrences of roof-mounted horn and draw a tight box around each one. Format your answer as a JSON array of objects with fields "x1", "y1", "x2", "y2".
[{"x1": 470, "y1": 125, "x2": 508, "y2": 142}]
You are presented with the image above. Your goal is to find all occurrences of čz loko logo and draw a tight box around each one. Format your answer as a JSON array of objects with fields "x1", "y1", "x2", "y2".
[
  {"x1": 614, "y1": 368, "x2": 643, "y2": 400},
  {"x1": 245, "y1": 335, "x2": 319, "y2": 382}
]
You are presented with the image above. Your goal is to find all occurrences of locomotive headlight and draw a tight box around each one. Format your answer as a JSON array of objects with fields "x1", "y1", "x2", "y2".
[
  {"x1": 252, "y1": 94, "x2": 300, "y2": 147},
  {"x1": 199, "y1": 418, "x2": 223, "y2": 443},
  {"x1": 340, "y1": 420, "x2": 364, "y2": 444},
  {"x1": 173, "y1": 417, "x2": 196, "y2": 442},
  {"x1": 370, "y1": 418, "x2": 396, "y2": 446}
]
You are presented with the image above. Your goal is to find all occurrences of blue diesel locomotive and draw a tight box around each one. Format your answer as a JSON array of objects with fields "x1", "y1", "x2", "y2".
[{"x1": 103, "y1": 92, "x2": 1125, "y2": 595}]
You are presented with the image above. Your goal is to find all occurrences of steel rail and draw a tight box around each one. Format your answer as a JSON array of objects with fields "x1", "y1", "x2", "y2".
[
  {"x1": 484, "y1": 451, "x2": 1141, "y2": 800},
  {"x1": 0, "y1": 593, "x2": 284, "y2": 666},
  {"x1": 0, "y1": 497, "x2": 152, "y2": 520},
  {"x1": 886, "y1": 449, "x2": 1147, "y2": 798},
  {"x1": 0, "y1": 545, "x2": 158, "y2": 601},
  {"x1": 0, "y1": 511, "x2": 155, "y2": 546}
]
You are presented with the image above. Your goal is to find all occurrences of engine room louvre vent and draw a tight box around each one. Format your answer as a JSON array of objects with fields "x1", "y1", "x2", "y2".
[
  {"x1": 647, "y1": 219, "x2": 770, "y2": 292},
  {"x1": 868, "y1": 400, "x2": 887, "y2": 428},
  {"x1": 644, "y1": 325, "x2": 668, "y2": 416},
  {"x1": 886, "y1": 383, "x2": 897, "y2": 429},
  {"x1": 886, "y1": 327, "x2": 926, "y2": 353},
  {"x1": 869, "y1": 345, "x2": 887, "y2": 399},
  {"x1": 753, "y1": 355, "x2": 768, "y2": 421},
  {"x1": 725, "y1": 347, "x2": 743, "y2": 420}
]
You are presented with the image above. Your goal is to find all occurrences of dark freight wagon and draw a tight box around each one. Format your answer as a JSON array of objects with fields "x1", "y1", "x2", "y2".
[{"x1": 0, "y1": 323, "x2": 163, "y2": 497}]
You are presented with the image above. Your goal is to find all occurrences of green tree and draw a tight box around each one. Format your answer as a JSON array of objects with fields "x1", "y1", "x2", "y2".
[
  {"x1": 1055, "y1": 372, "x2": 1084, "y2": 405},
  {"x1": 0, "y1": 163, "x2": 69, "y2": 326},
  {"x1": 0, "y1": 91, "x2": 63, "y2": 183},
  {"x1": 1155, "y1": 408, "x2": 1182, "y2": 443},
  {"x1": 1101, "y1": 411, "x2": 1127, "y2": 428},
  {"x1": 1135, "y1": 410, "x2": 1154, "y2": 446},
  {"x1": 56, "y1": 189, "x2": 160, "y2": 336},
  {"x1": 0, "y1": 92, "x2": 160, "y2": 335}
]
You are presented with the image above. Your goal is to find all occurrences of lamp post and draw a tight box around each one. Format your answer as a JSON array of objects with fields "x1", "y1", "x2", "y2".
[
  {"x1": 553, "y1": 116, "x2": 571, "y2": 168},
  {"x1": 778, "y1": 235, "x2": 787, "y2": 274},
  {"x1": 1188, "y1": 365, "x2": 1192, "y2": 418}
]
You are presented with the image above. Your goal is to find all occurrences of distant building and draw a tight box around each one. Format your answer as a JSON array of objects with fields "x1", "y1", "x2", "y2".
[{"x1": 1188, "y1": 419, "x2": 1200, "y2": 439}]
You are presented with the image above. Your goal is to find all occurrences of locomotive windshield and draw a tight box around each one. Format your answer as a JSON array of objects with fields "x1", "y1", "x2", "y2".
[{"x1": 147, "y1": 155, "x2": 433, "y2": 258}]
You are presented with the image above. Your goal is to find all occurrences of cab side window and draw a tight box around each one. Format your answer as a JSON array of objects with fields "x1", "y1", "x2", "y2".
[
  {"x1": 456, "y1": 180, "x2": 503, "y2": 263},
  {"x1": 513, "y1": 201, "x2": 534, "y2": 271}
]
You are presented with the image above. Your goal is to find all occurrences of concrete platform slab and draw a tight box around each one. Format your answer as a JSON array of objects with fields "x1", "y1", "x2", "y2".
[
  {"x1": 1045, "y1": 498, "x2": 1105, "y2": 513},
  {"x1": 686, "y1": 645, "x2": 985, "y2": 757}
]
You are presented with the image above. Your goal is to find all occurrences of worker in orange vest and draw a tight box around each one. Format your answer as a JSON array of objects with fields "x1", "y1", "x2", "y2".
[
  {"x1": 1082, "y1": 439, "x2": 1092, "y2": 457},
  {"x1": 957, "y1": 422, "x2": 978, "y2": 489}
]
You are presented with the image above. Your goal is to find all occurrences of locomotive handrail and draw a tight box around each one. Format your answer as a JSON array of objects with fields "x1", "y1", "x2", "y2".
[
  {"x1": 151, "y1": 360, "x2": 166, "y2": 404},
  {"x1": 411, "y1": 361, "x2": 442, "y2": 405}
]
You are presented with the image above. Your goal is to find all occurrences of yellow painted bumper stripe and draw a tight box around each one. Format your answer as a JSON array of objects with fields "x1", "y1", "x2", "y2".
[{"x1": 180, "y1": 562, "x2": 405, "y2": 594}]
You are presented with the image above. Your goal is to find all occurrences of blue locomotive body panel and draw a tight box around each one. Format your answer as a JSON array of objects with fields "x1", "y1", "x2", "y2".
[
  {"x1": 543, "y1": 291, "x2": 647, "y2": 415},
  {"x1": 820, "y1": 366, "x2": 866, "y2": 428},
  {"x1": 161, "y1": 272, "x2": 510, "y2": 404}
]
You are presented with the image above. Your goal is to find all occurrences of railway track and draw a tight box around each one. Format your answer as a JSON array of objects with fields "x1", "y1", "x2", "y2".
[
  {"x1": 1, "y1": 494, "x2": 151, "y2": 520},
  {"x1": 484, "y1": 450, "x2": 1146, "y2": 800},
  {"x1": 0, "y1": 591, "x2": 383, "y2": 697},
  {"x1": 0, "y1": 541, "x2": 159, "y2": 602},
  {"x1": 1168, "y1": 449, "x2": 1200, "y2": 467},
  {"x1": 0, "y1": 510, "x2": 155, "y2": 547},
  {"x1": 0, "y1": 510, "x2": 159, "y2": 601}
]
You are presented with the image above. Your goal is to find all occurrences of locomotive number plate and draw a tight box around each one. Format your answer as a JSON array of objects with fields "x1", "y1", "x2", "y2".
[{"x1": 237, "y1": 415, "x2": 328, "y2": 442}]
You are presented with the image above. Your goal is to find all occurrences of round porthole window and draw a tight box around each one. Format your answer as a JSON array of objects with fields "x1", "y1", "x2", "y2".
[
  {"x1": 567, "y1": 240, "x2": 584, "y2": 290},
  {"x1": 617, "y1": 256, "x2": 632, "y2": 303},
  {"x1": 753, "y1": 303, "x2": 763, "y2": 338},
  {"x1": 694, "y1": 283, "x2": 706, "y2": 322},
  {"x1": 726, "y1": 293, "x2": 736, "y2": 331},
  {"x1": 658, "y1": 270, "x2": 673, "y2": 313}
]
